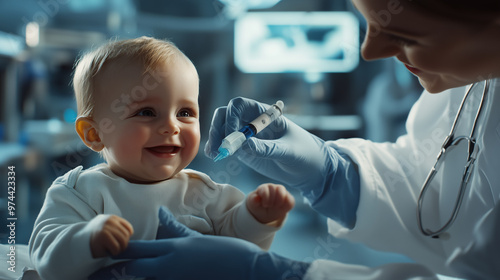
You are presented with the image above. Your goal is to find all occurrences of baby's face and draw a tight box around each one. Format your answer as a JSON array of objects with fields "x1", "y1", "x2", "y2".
[{"x1": 92, "y1": 56, "x2": 200, "y2": 183}]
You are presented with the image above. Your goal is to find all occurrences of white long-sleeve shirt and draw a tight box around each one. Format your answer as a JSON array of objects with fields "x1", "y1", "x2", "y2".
[{"x1": 29, "y1": 164, "x2": 279, "y2": 280}]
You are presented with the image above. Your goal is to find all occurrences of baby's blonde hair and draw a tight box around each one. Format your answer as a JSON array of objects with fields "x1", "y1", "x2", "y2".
[{"x1": 73, "y1": 36, "x2": 187, "y2": 118}]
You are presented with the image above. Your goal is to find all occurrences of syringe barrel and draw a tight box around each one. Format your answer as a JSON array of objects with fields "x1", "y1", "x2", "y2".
[
  {"x1": 249, "y1": 101, "x2": 284, "y2": 134},
  {"x1": 214, "y1": 100, "x2": 284, "y2": 162},
  {"x1": 220, "y1": 131, "x2": 246, "y2": 155}
]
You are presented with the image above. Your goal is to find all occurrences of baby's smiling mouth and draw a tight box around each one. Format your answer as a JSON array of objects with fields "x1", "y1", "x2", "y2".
[{"x1": 146, "y1": 145, "x2": 181, "y2": 157}]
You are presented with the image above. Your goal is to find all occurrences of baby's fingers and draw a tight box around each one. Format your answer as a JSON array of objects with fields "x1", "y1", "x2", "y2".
[
  {"x1": 259, "y1": 184, "x2": 293, "y2": 208},
  {"x1": 108, "y1": 229, "x2": 132, "y2": 255},
  {"x1": 273, "y1": 185, "x2": 289, "y2": 207},
  {"x1": 106, "y1": 217, "x2": 134, "y2": 254},
  {"x1": 256, "y1": 184, "x2": 272, "y2": 207},
  {"x1": 91, "y1": 215, "x2": 134, "y2": 257},
  {"x1": 280, "y1": 188, "x2": 295, "y2": 211},
  {"x1": 118, "y1": 217, "x2": 134, "y2": 236}
]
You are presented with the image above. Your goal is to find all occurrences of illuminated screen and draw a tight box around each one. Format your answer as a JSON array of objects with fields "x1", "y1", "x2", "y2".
[
  {"x1": 234, "y1": 12, "x2": 359, "y2": 73},
  {"x1": 0, "y1": 31, "x2": 24, "y2": 57}
]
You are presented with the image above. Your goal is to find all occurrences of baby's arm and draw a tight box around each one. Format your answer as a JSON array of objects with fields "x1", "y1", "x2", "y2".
[
  {"x1": 30, "y1": 185, "x2": 125, "y2": 280},
  {"x1": 90, "y1": 215, "x2": 134, "y2": 258},
  {"x1": 246, "y1": 183, "x2": 295, "y2": 227}
]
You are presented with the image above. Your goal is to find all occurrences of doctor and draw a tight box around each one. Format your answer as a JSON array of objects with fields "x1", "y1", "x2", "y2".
[{"x1": 91, "y1": 0, "x2": 500, "y2": 279}]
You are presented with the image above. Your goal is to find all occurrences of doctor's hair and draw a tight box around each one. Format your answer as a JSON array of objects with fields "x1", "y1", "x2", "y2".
[
  {"x1": 72, "y1": 36, "x2": 190, "y2": 118},
  {"x1": 408, "y1": 0, "x2": 500, "y2": 23}
]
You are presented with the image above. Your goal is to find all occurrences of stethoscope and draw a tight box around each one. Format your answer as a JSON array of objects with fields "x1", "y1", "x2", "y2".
[{"x1": 417, "y1": 80, "x2": 490, "y2": 238}]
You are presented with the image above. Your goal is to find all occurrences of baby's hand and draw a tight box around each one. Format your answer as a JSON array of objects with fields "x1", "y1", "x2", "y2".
[
  {"x1": 90, "y1": 215, "x2": 134, "y2": 258},
  {"x1": 246, "y1": 183, "x2": 295, "y2": 226}
]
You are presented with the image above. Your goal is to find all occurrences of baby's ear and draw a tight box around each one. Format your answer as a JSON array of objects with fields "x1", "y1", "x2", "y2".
[{"x1": 75, "y1": 117, "x2": 104, "y2": 152}]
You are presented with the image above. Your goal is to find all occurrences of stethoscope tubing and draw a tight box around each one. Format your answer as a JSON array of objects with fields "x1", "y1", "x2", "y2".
[{"x1": 416, "y1": 80, "x2": 490, "y2": 238}]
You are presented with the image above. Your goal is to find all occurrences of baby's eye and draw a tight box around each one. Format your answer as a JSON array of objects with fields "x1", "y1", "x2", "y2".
[
  {"x1": 135, "y1": 108, "x2": 156, "y2": 117},
  {"x1": 177, "y1": 109, "x2": 194, "y2": 118}
]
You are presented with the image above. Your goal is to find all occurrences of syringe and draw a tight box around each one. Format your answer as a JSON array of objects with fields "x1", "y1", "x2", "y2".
[{"x1": 214, "y1": 100, "x2": 284, "y2": 162}]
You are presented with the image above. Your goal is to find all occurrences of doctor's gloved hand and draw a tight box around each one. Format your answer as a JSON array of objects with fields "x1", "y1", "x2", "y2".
[
  {"x1": 205, "y1": 97, "x2": 333, "y2": 191},
  {"x1": 89, "y1": 238, "x2": 310, "y2": 280},
  {"x1": 155, "y1": 206, "x2": 202, "y2": 239},
  {"x1": 205, "y1": 97, "x2": 360, "y2": 227},
  {"x1": 90, "y1": 207, "x2": 310, "y2": 280}
]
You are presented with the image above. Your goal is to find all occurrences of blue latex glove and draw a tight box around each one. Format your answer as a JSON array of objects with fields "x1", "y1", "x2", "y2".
[
  {"x1": 90, "y1": 207, "x2": 310, "y2": 280},
  {"x1": 205, "y1": 97, "x2": 360, "y2": 227},
  {"x1": 155, "y1": 206, "x2": 202, "y2": 239}
]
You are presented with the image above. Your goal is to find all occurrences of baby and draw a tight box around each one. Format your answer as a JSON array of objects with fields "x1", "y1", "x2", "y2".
[{"x1": 29, "y1": 36, "x2": 295, "y2": 280}]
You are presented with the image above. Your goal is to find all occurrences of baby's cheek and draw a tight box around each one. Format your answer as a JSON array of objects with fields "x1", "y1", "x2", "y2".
[
  {"x1": 116, "y1": 128, "x2": 149, "y2": 156},
  {"x1": 183, "y1": 129, "x2": 200, "y2": 161}
]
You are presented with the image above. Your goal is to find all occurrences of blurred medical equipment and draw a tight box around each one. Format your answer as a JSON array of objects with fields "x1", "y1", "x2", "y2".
[
  {"x1": 0, "y1": 31, "x2": 24, "y2": 143},
  {"x1": 234, "y1": 12, "x2": 359, "y2": 73},
  {"x1": 219, "y1": 0, "x2": 282, "y2": 10},
  {"x1": 362, "y1": 59, "x2": 421, "y2": 142},
  {"x1": 218, "y1": 0, "x2": 282, "y2": 19},
  {"x1": 417, "y1": 80, "x2": 490, "y2": 238},
  {"x1": 214, "y1": 100, "x2": 284, "y2": 161}
]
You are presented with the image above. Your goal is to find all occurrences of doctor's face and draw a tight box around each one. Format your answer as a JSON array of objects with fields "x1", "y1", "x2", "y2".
[{"x1": 352, "y1": 0, "x2": 500, "y2": 93}]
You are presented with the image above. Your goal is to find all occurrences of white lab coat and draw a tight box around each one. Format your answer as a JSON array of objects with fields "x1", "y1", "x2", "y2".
[{"x1": 304, "y1": 79, "x2": 500, "y2": 280}]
